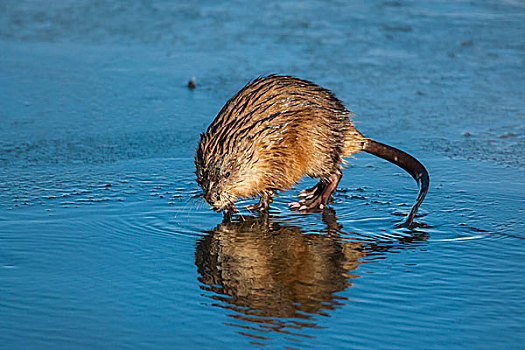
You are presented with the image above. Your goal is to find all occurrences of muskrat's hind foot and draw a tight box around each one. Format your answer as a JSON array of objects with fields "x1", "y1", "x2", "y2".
[
  {"x1": 290, "y1": 171, "x2": 342, "y2": 211},
  {"x1": 291, "y1": 182, "x2": 327, "y2": 210},
  {"x1": 298, "y1": 182, "x2": 324, "y2": 199},
  {"x1": 243, "y1": 192, "x2": 273, "y2": 211}
]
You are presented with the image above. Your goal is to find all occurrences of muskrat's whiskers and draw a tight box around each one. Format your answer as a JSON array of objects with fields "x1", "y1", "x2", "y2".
[
  {"x1": 173, "y1": 190, "x2": 203, "y2": 223},
  {"x1": 173, "y1": 195, "x2": 192, "y2": 221},
  {"x1": 186, "y1": 198, "x2": 197, "y2": 224},
  {"x1": 188, "y1": 195, "x2": 206, "y2": 223}
]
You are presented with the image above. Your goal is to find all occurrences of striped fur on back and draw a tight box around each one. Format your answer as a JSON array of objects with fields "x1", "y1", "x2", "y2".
[{"x1": 195, "y1": 75, "x2": 365, "y2": 209}]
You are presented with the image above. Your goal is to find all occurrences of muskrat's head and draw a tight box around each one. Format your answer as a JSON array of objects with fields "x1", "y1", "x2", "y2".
[{"x1": 194, "y1": 134, "x2": 258, "y2": 212}]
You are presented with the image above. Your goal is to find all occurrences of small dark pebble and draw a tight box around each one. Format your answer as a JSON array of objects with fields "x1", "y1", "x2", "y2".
[
  {"x1": 188, "y1": 80, "x2": 196, "y2": 89},
  {"x1": 382, "y1": 1, "x2": 402, "y2": 6},
  {"x1": 383, "y1": 25, "x2": 412, "y2": 32}
]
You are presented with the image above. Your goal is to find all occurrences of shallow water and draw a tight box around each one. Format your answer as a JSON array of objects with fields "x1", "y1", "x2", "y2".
[{"x1": 1, "y1": 0, "x2": 524, "y2": 349}]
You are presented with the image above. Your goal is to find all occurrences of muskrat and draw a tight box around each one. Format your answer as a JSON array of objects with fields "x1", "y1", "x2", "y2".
[{"x1": 195, "y1": 75, "x2": 429, "y2": 227}]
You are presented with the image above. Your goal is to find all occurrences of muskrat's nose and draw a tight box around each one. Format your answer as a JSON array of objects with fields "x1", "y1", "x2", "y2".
[
  {"x1": 205, "y1": 190, "x2": 220, "y2": 206},
  {"x1": 211, "y1": 192, "x2": 220, "y2": 203}
]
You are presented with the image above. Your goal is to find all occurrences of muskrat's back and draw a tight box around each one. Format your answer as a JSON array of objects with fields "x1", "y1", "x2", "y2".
[
  {"x1": 196, "y1": 75, "x2": 362, "y2": 201},
  {"x1": 195, "y1": 75, "x2": 429, "y2": 227}
]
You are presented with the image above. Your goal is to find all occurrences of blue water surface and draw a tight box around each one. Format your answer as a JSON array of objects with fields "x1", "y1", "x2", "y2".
[{"x1": 1, "y1": 1, "x2": 524, "y2": 349}]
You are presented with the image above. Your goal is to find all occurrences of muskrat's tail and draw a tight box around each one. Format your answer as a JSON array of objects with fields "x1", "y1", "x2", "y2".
[{"x1": 361, "y1": 139, "x2": 429, "y2": 228}]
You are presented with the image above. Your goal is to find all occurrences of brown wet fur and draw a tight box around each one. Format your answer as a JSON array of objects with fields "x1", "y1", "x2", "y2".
[{"x1": 195, "y1": 75, "x2": 429, "y2": 226}]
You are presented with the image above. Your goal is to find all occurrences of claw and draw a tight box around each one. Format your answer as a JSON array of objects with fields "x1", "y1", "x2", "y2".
[
  {"x1": 292, "y1": 171, "x2": 342, "y2": 212},
  {"x1": 289, "y1": 202, "x2": 301, "y2": 210},
  {"x1": 298, "y1": 183, "x2": 324, "y2": 198}
]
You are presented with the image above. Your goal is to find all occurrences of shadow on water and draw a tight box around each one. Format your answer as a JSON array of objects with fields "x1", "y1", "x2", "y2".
[{"x1": 195, "y1": 209, "x2": 428, "y2": 345}]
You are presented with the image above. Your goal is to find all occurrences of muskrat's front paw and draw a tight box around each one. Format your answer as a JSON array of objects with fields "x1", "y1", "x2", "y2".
[{"x1": 223, "y1": 204, "x2": 238, "y2": 214}]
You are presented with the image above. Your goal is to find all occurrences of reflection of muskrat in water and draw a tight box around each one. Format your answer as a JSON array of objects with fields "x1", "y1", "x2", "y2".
[
  {"x1": 195, "y1": 211, "x2": 428, "y2": 336},
  {"x1": 195, "y1": 213, "x2": 362, "y2": 323},
  {"x1": 195, "y1": 75, "x2": 429, "y2": 226}
]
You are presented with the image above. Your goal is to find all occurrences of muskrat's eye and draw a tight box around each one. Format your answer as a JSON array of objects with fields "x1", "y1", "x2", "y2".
[{"x1": 225, "y1": 171, "x2": 230, "y2": 179}]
